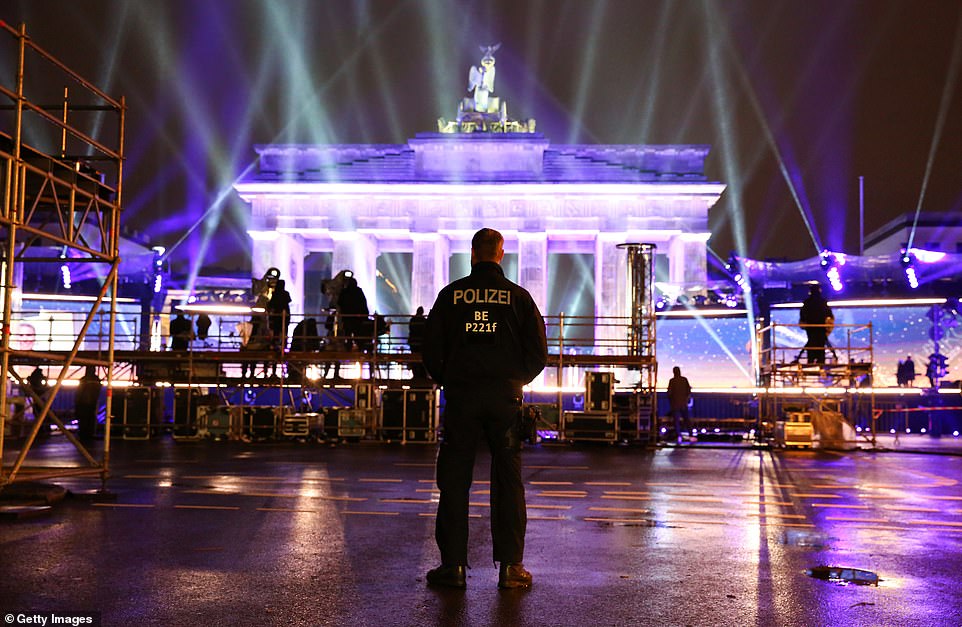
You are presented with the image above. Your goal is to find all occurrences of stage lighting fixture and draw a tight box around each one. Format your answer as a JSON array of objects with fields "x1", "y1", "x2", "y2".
[
  {"x1": 900, "y1": 250, "x2": 919, "y2": 289},
  {"x1": 59, "y1": 246, "x2": 71, "y2": 289},
  {"x1": 819, "y1": 250, "x2": 844, "y2": 292},
  {"x1": 152, "y1": 246, "x2": 167, "y2": 294}
]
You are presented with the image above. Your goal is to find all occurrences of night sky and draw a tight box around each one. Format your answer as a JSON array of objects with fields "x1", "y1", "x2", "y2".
[{"x1": 3, "y1": 0, "x2": 961, "y2": 276}]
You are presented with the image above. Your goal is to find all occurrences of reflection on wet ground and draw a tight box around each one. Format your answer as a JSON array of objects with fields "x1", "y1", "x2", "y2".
[{"x1": 1, "y1": 438, "x2": 961, "y2": 626}]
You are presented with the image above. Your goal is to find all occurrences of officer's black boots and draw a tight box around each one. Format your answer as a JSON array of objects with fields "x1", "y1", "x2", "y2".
[
  {"x1": 498, "y1": 563, "x2": 532, "y2": 589},
  {"x1": 426, "y1": 564, "x2": 467, "y2": 588}
]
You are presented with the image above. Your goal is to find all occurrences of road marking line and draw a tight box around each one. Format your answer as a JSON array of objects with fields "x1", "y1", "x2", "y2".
[
  {"x1": 415, "y1": 488, "x2": 440, "y2": 493},
  {"x1": 906, "y1": 519, "x2": 962, "y2": 527},
  {"x1": 257, "y1": 507, "x2": 317, "y2": 513},
  {"x1": 930, "y1": 496, "x2": 962, "y2": 501},
  {"x1": 342, "y1": 511, "x2": 401, "y2": 516},
  {"x1": 859, "y1": 495, "x2": 900, "y2": 500},
  {"x1": 809, "y1": 484, "x2": 855, "y2": 489},
  {"x1": 742, "y1": 500, "x2": 794, "y2": 506},
  {"x1": 811, "y1": 504, "x2": 870, "y2": 509},
  {"x1": 530, "y1": 481, "x2": 574, "y2": 486},
  {"x1": 317, "y1": 496, "x2": 367, "y2": 502},
  {"x1": 469, "y1": 502, "x2": 489, "y2": 507},
  {"x1": 601, "y1": 495, "x2": 650, "y2": 501},
  {"x1": 124, "y1": 474, "x2": 168, "y2": 479},
  {"x1": 473, "y1": 490, "x2": 491, "y2": 494},
  {"x1": 183, "y1": 475, "x2": 346, "y2": 482},
  {"x1": 646, "y1": 482, "x2": 690, "y2": 487},
  {"x1": 585, "y1": 481, "x2": 632, "y2": 486},
  {"x1": 173, "y1": 504, "x2": 240, "y2": 511},
  {"x1": 528, "y1": 504, "x2": 572, "y2": 510},
  {"x1": 793, "y1": 493, "x2": 843, "y2": 499},
  {"x1": 663, "y1": 496, "x2": 725, "y2": 503},
  {"x1": 757, "y1": 521, "x2": 815, "y2": 528},
  {"x1": 881, "y1": 506, "x2": 941, "y2": 513},
  {"x1": 746, "y1": 512, "x2": 806, "y2": 519},
  {"x1": 602, "y1": 491, "x2": 651, "y2": 496},
  {"x1": 537, "y1": 491, "x2": 587, "y2": 498},
  {"x1": 662, "y1": 518, "x2": 728, "y2": 526},
  {"x1": 91, "y1": 503, "x2": 155, "y2": 509},
  {"x1": 589, "y1": 507, "x2": 651, "y2": 514},
  {"x1": 359, "y1": 478, "x2": 403, "y2": 483},
  {"x1": 380, "y1": 498, "x2": 434, "y2": 504},
  {"x1": 584, "y1": 517, "x2": 652, "y2": 524},
  {"x1": 825, "y1": 516, "x2": 890, "y2": 523}
]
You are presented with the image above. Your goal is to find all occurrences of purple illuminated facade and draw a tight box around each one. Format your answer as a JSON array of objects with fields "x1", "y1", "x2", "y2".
[{"x1": 234, "y1": 133, "x2": 725, "y2": 344}]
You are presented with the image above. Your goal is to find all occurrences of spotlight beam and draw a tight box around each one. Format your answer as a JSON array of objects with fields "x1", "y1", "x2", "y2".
[
  {"x1": 566, "y1": 2, "x2": 606, "y2": 143},
  {"x1": 706, "y1": 3, "x2": 822, "y2": 256},
  {"x1": 906, "y1": 8, "x2": 962, "y2": 251},
  {"x1": 702, "y1": 1, "x2": 759, "y2": 379}
]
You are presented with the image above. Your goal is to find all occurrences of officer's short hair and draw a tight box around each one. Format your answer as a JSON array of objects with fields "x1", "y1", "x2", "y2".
[{"x1": 472, "y1": 228, "x2": 503, "y2": 262}]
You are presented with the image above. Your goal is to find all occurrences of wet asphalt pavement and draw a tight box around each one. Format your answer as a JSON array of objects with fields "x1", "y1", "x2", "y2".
[{"x1": 2, "y1": 437, "x2": 961, "y2": 626}]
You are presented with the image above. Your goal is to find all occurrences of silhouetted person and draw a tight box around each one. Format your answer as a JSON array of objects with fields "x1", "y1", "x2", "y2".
[
  {"x1": 423, "y1": 228, "x2": 548, "y2": 590},
  {"x1": 337, "y1": 276, "x2": 368, "y2": 347},
  {"x1": 408, "y1": 306, "x2": 427, "y2": 380},
  {"x1": 667, "y1": 366, "x2": 692, "y2": 445},
  {"x1": 196, "y1": 313, "x2": 212, "y2": 343},
  {"x1": 26, "y1": 366, "x2": 49, "y2": 435},
  {"x1": 926, "y1": 354, "x2": 939, "y2": 388},
  {"x1": 267, "y1": 279, "x2": 292, "y2": 350},
  {"x1": 288, "y1": 318, "x2": 321, "y2": 384},
  {"x1": 169, "y1": 311, "x2": 193, "y2": 350},
  {"x1": 903, "y1": 355, "x2": 916, "y2": 387},
  {"x1": 75, "y1": 366, "x2": 102, "y2": 441},
  {"x1": 799, "y1": 284, "x2": 833, "y2": 364}
]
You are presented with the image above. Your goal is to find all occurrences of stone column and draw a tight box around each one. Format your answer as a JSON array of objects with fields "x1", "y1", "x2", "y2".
[
  {"x1": 595, "y1": 234, "x2": 629, "y2": 353},
  {"x1": 251, "y1": 232, "x2": 305, "y2": 314},
  {"x1": 411, "y1": 233, "x2": 449, "y2": 313},
  {"x1": 251, "y1": 233, "x2": 279, "y2": 283},
  {"x1": 332, "y1": 232, "x2": 378, "y2": 312},
  {"x1": 668, "y1": 233, "x2": 709, "y2": 296},
  {"x1": 517, "y1": 232, "x2": 548, "y2": 315},
  {"x1": 276, "y1": 233, "x2": 305, "y2": 315}
]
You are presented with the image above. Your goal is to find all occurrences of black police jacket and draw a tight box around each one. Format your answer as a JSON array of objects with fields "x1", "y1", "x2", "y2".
[{"x1": 423, "y1": 261, "x2": 548, "y2": 390}]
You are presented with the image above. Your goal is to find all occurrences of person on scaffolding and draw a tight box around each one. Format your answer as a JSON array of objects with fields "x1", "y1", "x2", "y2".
[{"x1": 798, "y1": 284, "x2": 835, "y2": 364}]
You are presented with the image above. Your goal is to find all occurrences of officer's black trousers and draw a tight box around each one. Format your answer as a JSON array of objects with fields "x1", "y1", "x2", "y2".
[{"x1": 435, "y1": 384, "x2": 525, "y2": 566}]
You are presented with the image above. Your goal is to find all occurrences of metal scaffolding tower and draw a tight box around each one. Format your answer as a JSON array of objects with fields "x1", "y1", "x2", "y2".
[
  {"x1": 618, "y1": 242, "x2": 658, "y2": 443},
  {"x1": 0, "y1": 22, "x2": 125, "y2": 489}
]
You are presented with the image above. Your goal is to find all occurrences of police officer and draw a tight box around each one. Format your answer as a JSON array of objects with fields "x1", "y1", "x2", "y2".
[{"x1": 423, "y1": 228, "x2": 548, "y2": 589}]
